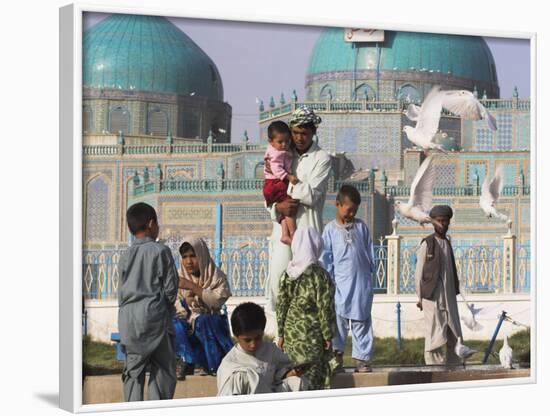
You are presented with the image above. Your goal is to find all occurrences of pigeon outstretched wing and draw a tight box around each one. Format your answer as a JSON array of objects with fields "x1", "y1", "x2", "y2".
[{"x1": 408, "y1": 154, "x2": 435, "y2": 213}]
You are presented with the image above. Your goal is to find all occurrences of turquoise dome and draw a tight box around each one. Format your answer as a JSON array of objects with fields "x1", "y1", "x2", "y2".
[
  {"x1": 84, "y1": 14, "x2": 223, "y2": 99},
  {"x1": 308, "y1": 29, "x2": 498, "y2": 85}
]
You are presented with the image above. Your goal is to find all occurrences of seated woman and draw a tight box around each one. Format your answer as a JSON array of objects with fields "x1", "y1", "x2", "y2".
[{"x1": 173, "y1": 237, "x2": 233, "y2": 378}]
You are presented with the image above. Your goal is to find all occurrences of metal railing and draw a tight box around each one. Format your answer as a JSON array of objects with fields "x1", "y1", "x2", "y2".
[
  {"x1": 84, "y1": 142, "x2": 264, "y2": 156},
  {"x1": 386, "y1": 185, "x2": 530, "y2": 198},
  {"x1": 259, "y1": 98, "x2": 530, "y2": 121},
  {"x1": 82, "y1": 235, "x2": 530, "y2": 299}
]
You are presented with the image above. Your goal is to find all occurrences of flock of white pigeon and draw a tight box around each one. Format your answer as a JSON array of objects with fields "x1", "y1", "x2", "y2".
[
  {"x1": 395, "y1": 85, "x2": 514, "y2": 368},
  {"x1": 396, "y1": 85, "x2": 508, "y2": 227}
]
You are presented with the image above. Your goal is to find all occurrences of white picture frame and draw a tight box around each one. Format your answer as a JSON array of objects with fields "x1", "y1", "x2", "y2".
[{"x1": 59, "y1": 2, "x2": 537, "y2": 413}]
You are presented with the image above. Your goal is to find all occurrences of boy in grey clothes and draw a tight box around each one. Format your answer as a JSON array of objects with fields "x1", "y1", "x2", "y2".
[{"x1": 118, "y1": 202, "x2": 179, "y2": 401}]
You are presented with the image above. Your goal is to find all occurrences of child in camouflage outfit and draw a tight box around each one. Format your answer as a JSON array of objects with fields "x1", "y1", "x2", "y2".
[{"x1": 276, "y1": 227, "x2": 336, "y2": 390}]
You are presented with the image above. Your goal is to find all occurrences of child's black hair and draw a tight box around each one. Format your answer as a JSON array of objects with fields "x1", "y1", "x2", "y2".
[
  {"x1": 230, "y1": 302, "x2": 266, "y2": 336},
  {"x1": 336, "y1": 184, "x2": 361, "y2": 206},
  {"x1": 267, "y1": 120, "x2": 291, "y2": 140},
  {"x1": 179, "y1": 242, "x2": 194, "y2": 256},
  {"x1": 126, "y1": 202, "x2": 158, "y2": 235}
]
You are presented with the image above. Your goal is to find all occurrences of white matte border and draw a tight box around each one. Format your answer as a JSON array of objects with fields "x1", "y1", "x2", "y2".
[{"x1": 59, "y1": 1, "x2": 537, "y2": 413}]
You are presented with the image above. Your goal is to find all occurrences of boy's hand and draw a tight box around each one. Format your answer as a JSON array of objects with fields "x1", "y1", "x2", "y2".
[
  {"x1": 277, "y1": 336, "x2": 285, "y2": 351},
  {"x1": 324, "y1": 340, "x2": 332, "y2": 351},
  {"x1": 287, "y1": 174, "x2": 299, "y2": 185},
  {"x1": 416, "y1": 301, "x2": 423, "y2": 311}
]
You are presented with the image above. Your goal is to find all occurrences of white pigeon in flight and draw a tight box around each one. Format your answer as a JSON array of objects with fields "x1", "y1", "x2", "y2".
[
  {"x1": 460, "y1": 303, "x2": 484, "y2": 332},
  {"x1": 499, "y1": 335, "x2": 514, "y2": 369},
  {"x1": 402, "y1": 87, "x2": 449, "y2": 152},
  {"x1": 455, "y1": 337, "x2": 477, "y2": 367},
  {"x1": 459, "y1": 293, "x2": 483, "y2": 331},
  {"x1": 394, "y1": 155, "x2": 441, "y2": 228},
  {"x1": 404, "y1": 103, "x2": 421, "y2": 122},
  {"x1": 480, "y1": 166, "x2": 508, "y2": 221},
  {"x1": 440, "y1": 88, "x2": 497, "y2": 131},
  {"x1": 403, "y1": 85, "x2": 497, "y2": 152}
]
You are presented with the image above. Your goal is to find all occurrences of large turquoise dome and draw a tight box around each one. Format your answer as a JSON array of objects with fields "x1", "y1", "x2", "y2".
[
  {"x1": 83, "y1": 14, "x2": 223, "y2": 100},
  {"x1": 306, "y1": 28, "x2": 499, "y2": 100},
  {"x1": 308, "y1": 29, "x2": 498, "y2": 84}
]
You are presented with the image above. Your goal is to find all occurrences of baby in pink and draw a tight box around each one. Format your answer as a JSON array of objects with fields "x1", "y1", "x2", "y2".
[{"x1": 263, "y1": 121, "x2": 298, "y2": 245}]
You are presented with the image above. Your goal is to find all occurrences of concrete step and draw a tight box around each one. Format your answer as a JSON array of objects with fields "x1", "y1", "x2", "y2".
[{"x1": 83, "y1": 366, "x2": 530, "y2": 405}]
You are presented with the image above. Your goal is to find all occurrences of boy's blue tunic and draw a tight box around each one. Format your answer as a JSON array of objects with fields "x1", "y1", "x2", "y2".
[{"x1": 319, "y1": 219, "x2": 375, "y2": 321}]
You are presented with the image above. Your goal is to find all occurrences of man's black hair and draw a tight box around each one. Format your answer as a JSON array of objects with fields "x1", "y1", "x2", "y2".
[
  {"x1": 267, "y1": 120, "x2": 291, "y2": 140},
  {"x1": 294, "y1": 121, "x2": 317, "y2": 134},
  {"x1": 230, "y1": 302, "x2": 266, "y2": 336},
  {"x1": 126, "y1": 202, "x2": 157, "y2": 235},
  {"x1": 336, "y1": 184, "x2": 361, "y2": 206}
]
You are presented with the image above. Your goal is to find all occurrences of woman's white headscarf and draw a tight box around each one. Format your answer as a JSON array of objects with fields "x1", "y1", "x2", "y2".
[
  {"x1": 177, "y1": 237, "x2": 231, "y2": 315},
  {"x1": 285, "y1": 227, "x2": 324, "y2": 280}
]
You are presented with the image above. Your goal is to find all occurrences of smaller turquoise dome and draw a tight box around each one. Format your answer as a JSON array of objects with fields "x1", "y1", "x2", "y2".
[{"x1": 83, "y1": 14, "x2": 223, "y2": 99}]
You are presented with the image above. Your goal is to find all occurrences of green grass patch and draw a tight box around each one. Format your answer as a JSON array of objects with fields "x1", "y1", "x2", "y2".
[
  {"x1": 83, "y1": 330, "x2": 530, "y2": 375},
  {"x1": 83, "y1": 335, "x2": 123, "y2": 376},
  {"x1": 342, "y1": 329, "x2": 530, "y2": 367}
]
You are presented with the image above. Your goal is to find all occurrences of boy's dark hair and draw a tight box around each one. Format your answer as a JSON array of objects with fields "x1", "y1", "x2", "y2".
[
  {"x1": 230, "y1": 302, "x2": 266, "y2": 336},
  {"x1": 126, "y1": 202, "x2": 157, "y2": 235},
  {"x1": 267, "y1": 120, "x2": 291, "y2": 140},
  {"x1": 179, "y1": 242, "x2": 194, "y2": 256},
  {"x1": 337, "y1": 184, "x2": 361, "y2": 206}
]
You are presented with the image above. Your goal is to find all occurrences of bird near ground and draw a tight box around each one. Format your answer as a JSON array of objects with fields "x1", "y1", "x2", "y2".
[
  {"x1": 403, "y1": 85, "x2": 497, "y2": 153},
  {"x1": 480, "y1": 166, "x2": 508, "y2": 221},
  {"x1": 460, "y1": 302, "x2": 484, "y2": 332},
  {"x1": 394, "y1": 155, "x2": 441, "y2": 228},
  {"x1": 455, "y1": 336, "x2": 477, "y2": 368},
  {"x1": 499, "y1": 335, "x2": 514, "y2": 369}
]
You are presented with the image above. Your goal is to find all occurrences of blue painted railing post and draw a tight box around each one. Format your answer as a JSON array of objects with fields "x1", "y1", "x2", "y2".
[
  {"x1": 483, "y1": 310, "x2": 507, "y2": 364},
  {"x1": 396, "y1": 301, "x2": 402, "y2": 351},
  {"x1": 214, "y1": 203, "x2": 223, "y2": 267},
  {"x1": 101, "y1": 252, "x2": 108, "y2": 300}
]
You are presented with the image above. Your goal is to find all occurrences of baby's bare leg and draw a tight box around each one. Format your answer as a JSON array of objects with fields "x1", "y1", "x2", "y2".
[
  {"x1": 286, "y1": 215, "x2": 296, "y2": 239},
  {"x1": 280, "y1": 217, "x2": 292, "y2": 245}
]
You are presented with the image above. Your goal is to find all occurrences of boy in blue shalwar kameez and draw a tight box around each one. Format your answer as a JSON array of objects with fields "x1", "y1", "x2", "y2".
[{"x1": 319, "y1": 185, "x2": 375, "y2": 372}]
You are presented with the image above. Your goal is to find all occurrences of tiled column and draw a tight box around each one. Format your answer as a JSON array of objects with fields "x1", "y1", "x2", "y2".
[
  {"x1": 502, "y1": 220, "x2": 517, "y2": 293},
  {"x1": 386, "y1": 218, "x2": 402, "y2": 295}
]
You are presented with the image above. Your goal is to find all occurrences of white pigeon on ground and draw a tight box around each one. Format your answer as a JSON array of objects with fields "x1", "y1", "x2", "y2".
[
  {"x1": 480, "y1": 166, "x2": 508, "y2": 221},
  {"x1": 499, "y1": 335, "x2": 514, "y2": 369},
  {"x1": 455, "y1": 337, "x2": 477, "y2": 366},
  {"x1": 394, "y1": 154, "x2": 441, "y2": 228},
  {"x1": 403, "y1": 85, "x2": 497, "y2": 152}
]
